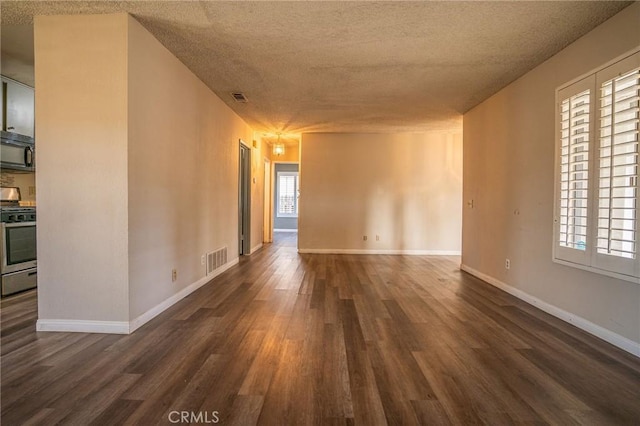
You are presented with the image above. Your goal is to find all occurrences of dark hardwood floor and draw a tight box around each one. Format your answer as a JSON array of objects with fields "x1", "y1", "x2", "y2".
[{"x1": 2, "y1": 232, "x2": 639, "y2": 425}]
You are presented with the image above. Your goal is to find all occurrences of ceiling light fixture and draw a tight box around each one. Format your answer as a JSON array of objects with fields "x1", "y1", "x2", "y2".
[{"x1": 273, "y1": 133, "x2": 285, "y2": 156}]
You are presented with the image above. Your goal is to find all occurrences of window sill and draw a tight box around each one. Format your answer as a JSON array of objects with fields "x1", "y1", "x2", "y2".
[{"x1": 552, "y1": 258, "x2": 640, "y2": 284}]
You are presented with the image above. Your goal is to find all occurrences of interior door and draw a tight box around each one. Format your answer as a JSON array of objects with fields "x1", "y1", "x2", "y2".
[{"x1": 239, "y1": 142, "x2": 251, "y2": 255}]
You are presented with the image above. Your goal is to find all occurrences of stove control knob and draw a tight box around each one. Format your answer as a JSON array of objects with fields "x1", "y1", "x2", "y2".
[
  {"x1": 8, "y1": 215, "x2": 16, "y2": 222},
  {"x1": 17, "y1": 215, "x2": 25, "y2": 221}
]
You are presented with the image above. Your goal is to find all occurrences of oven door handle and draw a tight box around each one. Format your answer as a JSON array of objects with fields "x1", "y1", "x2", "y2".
[{"x1": 3, "y1": 221, "x2": 36, "y2": 228}]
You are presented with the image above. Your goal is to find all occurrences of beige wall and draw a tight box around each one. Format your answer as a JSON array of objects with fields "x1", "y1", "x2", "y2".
[
  {"x1": 35, "y1": 13, "x2": 263, "y2": 328},
  {"x1": 299, "y1": 132, "x2": 462, "y2": 253},
  {"x1": 463, "y1": 3, "x2": 640, "y2": 345},
  {"x1": 127, "y1": 16, "x2": 261, "y2": 319},
  {"x1": 35, "y1": 14, "x2": 130, "y2": 322}
]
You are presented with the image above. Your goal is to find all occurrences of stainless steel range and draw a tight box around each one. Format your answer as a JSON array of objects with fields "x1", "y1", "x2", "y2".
[{"x1": 1, "y1": 187, "x2": 37, "y2": 296}]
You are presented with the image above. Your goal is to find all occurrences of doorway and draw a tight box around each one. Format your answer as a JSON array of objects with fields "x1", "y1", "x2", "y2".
[
  {"x1": 238, "y1": 141, "x2": 251, "y2": 255},
  {"x1": 273, "y1": 163, "x2": 299, "y2": 232}
]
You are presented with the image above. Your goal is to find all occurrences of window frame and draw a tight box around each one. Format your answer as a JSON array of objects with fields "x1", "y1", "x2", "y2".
[
  {"x1": 276, "y1": 171, "x2": 299, "y2": 218},
  {"x1": 553, "y1": 49, "x2": 640, "y2": 283}
]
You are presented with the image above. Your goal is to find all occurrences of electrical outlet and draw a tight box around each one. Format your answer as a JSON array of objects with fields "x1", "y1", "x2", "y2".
[
  {"x1": 172, "y1": 268, "x2": 177, "y2": 282},
  {"x1": 376, "y1": 235, "x2": 380, "y2": 241},
  {"x1": 363, "y1": 235, "x2": 368, "y2": 241},
  {"x1": 505, "y1": 259, "x2": 511, "y2": 270},
  {"x1": 28, "y1": 186, "x2": 36, "y2": 196},
  {"x1": 201, "y1": 255, "x2": 205, "y2": 265}
]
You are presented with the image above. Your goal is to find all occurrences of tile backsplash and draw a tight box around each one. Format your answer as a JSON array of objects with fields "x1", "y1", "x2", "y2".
[{"x1": 1, "y1": 171, "x2": 36, "y2": 204}]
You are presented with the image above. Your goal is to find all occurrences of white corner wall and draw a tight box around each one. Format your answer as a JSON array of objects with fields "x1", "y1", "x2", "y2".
[
  {"x1": 299, "y1": 132, "x2": 462, "y2": 254},
  {"x1": 462, "y1": 3, "x2": 640, "y2": 355},
  {"x1": 35, "y1": 14, "x2": 130, "y2": 326},
  {"x1": 35, "y1": 13, "x2": 264, "y2": 333}
]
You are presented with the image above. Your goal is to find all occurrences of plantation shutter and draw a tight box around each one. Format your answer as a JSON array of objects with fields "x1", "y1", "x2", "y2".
[
  {"x1": 555, "y1": 76, "x2": 595, "y2": 265},
  {"x1": 593, "y1": 52, "x2": 640, "y2": 277},
  {"x1": 278, "y1": 173, "x2": 298, "y2": 216},
  {"x1": 554, "y1": 51, "x2": 640, "y2": 280},
  {"x1": 295, "y1": 174, "x2": 300, "y2": 215},
  {"x1": 560, "y1": 90, "x2": 591, "y2": 249}
]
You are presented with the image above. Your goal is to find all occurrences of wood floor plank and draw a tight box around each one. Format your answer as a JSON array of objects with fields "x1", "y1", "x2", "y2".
[
  {"x1": 163, "y1": 353, "x2": 224, "y2": 414},
  {"x1": 1, "y1": 231, "x2": 639, "y2": 425},
  {"x1": 321, "y1": 323, "x2": 354, "y2": 419},
  {"x1": 55, "y1": 373, "x2": 141, "y2": 424},
  {"x1": 238, "y1": 316, "x2": 290, "y2": 396},
  {"x1": 90, "y1": 399, "x2": 144, "y2": 426},
  {"x1": 339, "y1": 298, "x2": 387, "y2": 425},
  {"x1": 257, "y1": 339, "x2": 311, "y2": 424},
  {"x1": 226, "y1": 395, "x2": 264, "y2": 426},
  {"x1": 469, "y1": 347, "x2": 586, "y2": 425}
]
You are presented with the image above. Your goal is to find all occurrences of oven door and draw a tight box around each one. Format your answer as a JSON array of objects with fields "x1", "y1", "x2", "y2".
[{"x1": 1, "y1": 222, "x2": 37, "y2": 274}]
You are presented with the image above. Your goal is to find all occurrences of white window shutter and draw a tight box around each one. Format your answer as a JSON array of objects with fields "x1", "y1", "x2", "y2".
[
  {"x1": 554, "y1": 76, "x2": 596, "y2": 265},
  {"x1": 593, "y1": 52, "x2": 640, "y2": 277},
  {"x1": 277, "y1": 172, "x2": 299, "y2": 217}
]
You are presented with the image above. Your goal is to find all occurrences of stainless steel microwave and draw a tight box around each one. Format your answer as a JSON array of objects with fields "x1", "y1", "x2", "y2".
[{"x1": 0, "y1": 131, "x2": 35, "y2": 171}]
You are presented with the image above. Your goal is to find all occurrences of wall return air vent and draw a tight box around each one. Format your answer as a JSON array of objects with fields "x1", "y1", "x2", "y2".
[
  {"x1": 207, "y1": 247, "x2": 228, "y2": 276},
  {"x1": 231, "y1": 92, "x2": 248, "y2": 103}
]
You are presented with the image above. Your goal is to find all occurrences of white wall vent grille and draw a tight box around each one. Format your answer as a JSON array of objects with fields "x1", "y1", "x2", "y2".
[{"x1": 207, "y1": 247, "x2": 228, "y2": 275}]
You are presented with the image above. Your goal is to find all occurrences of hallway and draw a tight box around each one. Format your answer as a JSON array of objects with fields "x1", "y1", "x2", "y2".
[{"x1": 1, "y1": 238, "x2": 639, "y2": 424}]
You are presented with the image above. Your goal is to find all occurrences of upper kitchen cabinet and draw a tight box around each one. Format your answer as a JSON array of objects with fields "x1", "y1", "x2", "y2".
[{"x1": 1, "y1": 76, "x2": 35, "y2": 139}]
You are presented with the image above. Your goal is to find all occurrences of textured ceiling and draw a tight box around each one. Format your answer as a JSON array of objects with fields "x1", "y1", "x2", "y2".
[{"x1": 0, "y1": 1, "x2": 633, "y2": 134}]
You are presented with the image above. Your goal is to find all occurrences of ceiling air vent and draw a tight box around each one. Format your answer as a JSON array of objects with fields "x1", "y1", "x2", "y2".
[{"x1": 231, "y1": 92, "x2": 248, "y2": 103}]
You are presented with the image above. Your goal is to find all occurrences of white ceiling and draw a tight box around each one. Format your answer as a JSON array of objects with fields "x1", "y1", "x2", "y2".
[{"x1": 0, "y1": 1, "x2": 633, "y2": 134}]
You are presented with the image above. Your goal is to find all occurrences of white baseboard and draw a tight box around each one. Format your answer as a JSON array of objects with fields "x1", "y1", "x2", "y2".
[
  {"x1": 298, "y1": 248, "x2": 461, "y2": 255},
  {"x1": 129, "y1": 258, "x2": 239, "y2": 333},
  {"x1": 37, "y1": 258, "x2": 240, "y2": 335},
  {"x1": 460, "y1": 264, "x2": 640, "y2": 358},
  {"x1": 36, "y1": 319, "x2": 130, "y2": 334},
  {"x1": 273, "y1": 229, "x2": 298, "y2": 233},
  {"x1": 250, "y1": 243, "x2": 263, "y2": 254}
]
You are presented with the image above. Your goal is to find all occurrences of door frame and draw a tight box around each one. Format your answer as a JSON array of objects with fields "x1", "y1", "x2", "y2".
[
  {"x1": 271, "y1": 161, "x2": 300, "y2": 233},
  {"x1": 238, "y1": 140, "x2": 251, "y2": 255},
  {"x1": 263, "y1": 158, "x2": 273, "y2": 243}
]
